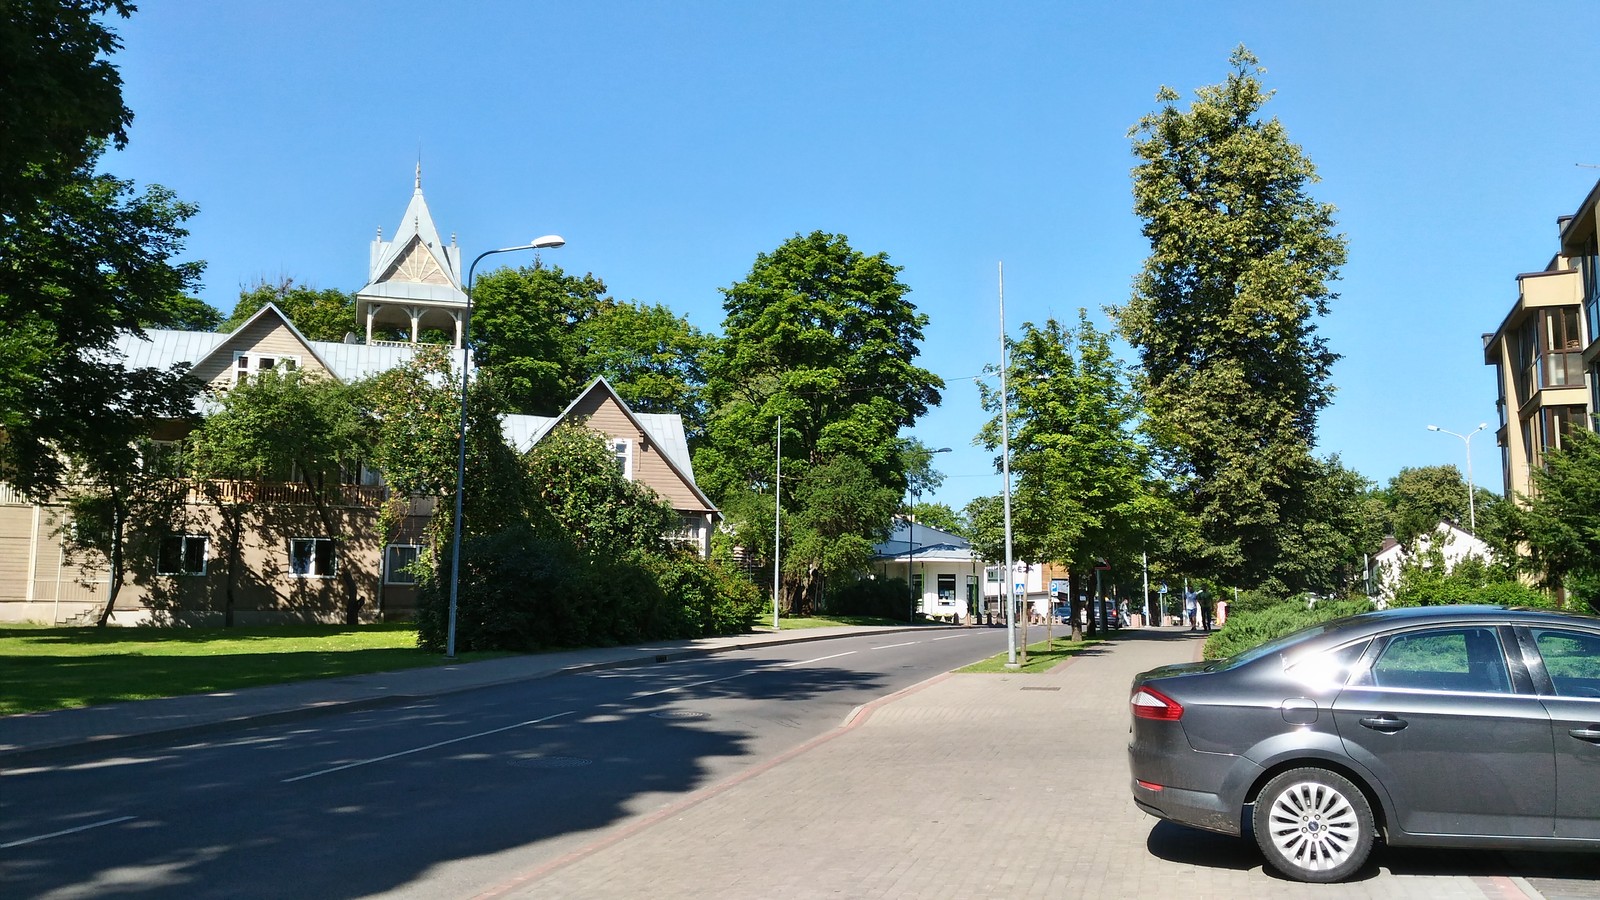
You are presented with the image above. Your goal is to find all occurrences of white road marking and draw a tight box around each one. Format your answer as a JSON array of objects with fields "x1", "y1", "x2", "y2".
[
  {"x1": 2, "y1": 815, "x2": 135, "y2": 849},
  {"x1": 931, "y1": 635, "x2": 964, "y2": 641},
  {"x1": 281, "y1": 711, "x2": 574, "y2": 783},
  {"x1": 630, "y1": 671, "x2": 751, "y2": 699},
  {"x1": 869, "y1": 641, "x2": 917, "y2": 650},
  {"x1": 776, "y1": 651, "x2": 856, "y2": 668}
]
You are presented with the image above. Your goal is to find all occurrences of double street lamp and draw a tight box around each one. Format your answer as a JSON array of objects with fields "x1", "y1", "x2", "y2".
[
  {"x1": 446, "y1": 235, "x2": 565, "y2": 658},
  {"x1": 1426, "y1": 422, "x2": 1488, "y2": 534}
]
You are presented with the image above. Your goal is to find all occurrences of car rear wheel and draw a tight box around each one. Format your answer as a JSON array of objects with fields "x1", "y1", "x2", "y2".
[{"x1": 1252, "y1": 767, "x2": 1374, "y2": 883}]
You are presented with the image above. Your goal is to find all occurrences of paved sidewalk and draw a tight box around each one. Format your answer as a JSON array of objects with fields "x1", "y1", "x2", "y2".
[
  {"x1": 489, "y1": 627, "x2": 1543, "y2": 900},
  {"x1": 0, "y1": 624, "x2": 942, "y2": 766}
]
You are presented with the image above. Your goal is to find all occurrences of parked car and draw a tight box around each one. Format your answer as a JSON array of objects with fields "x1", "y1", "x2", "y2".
[{"x1": 1128, "y1": 605, "x2": 1600, "y2": 882}]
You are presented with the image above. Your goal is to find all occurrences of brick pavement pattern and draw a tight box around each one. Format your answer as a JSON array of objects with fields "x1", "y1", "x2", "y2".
[{"x1": 503, "y1": 629, "x2": 1536, "y2": 900}]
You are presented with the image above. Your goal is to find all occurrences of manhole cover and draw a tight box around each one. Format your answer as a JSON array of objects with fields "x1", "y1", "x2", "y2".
[
  {"x1": 650, "y1": 710, "x2": 708, "y2": 720},
  {"x1": 509, "y1": 756, "x2": 592, "y2": 769}
]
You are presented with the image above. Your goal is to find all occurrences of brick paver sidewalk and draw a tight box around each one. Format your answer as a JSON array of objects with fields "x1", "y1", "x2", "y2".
[{"x1": 495, "y1": 629, "x2": 1535, "y2": 900}]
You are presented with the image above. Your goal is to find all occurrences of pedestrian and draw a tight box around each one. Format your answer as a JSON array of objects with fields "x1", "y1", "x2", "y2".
[
  {"x1": 1183, "y1": 589, "x2": 1198, "y2": 630},
  {"x1": 1196, "y1": 587, "x2": 1213, "y2": 631}
]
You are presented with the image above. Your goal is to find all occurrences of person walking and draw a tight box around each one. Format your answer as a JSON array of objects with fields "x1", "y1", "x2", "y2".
[
  {"x1": 1183, "y1": 589, "x2": 1199, "y2": 630},
  {"x1": 1196, "y1": 587, "x2": 1213, "y2": 631}
]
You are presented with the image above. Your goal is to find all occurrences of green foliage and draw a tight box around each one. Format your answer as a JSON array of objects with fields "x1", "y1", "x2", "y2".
[
  {"x1": 1383, "y1": 465, "x2": 1471, "y2": 546},
  {"x1": 220, "y1": 279, "x2": 356, "y2": 342},
  {"x1": 1514, "y1": 428, "x2": 1600, "y2": 614},
  {"x1": 523, "y1": 424, "x2": 678, "y2": 555},
  {"x1": 576, "y1": 301, "x2": 710, "y2": 442},
  {"x1": 1390, "y1": 547, "x2": 1553, "y2": 609},
  {"x1": 0, "y1": 146, "x2": 203, "y2": 498},
  {"x1": 826, "y1": 577, "x2": 911, "y2": 620},
  {"x1": 978, "y1": 312, "x2": 1159, "y2": 582},
  {"x1": 909, "y1": 502, "x2": 962, "y2": 536},
  {"x1": 1271, "y1": 456, "x2": 1383, "y2": 596},
  {"x1": 1204, "y1": 597, "x2": 1372, "y2": 659},
  {"x1": 697, "y1": 231, "x2": 941, "y2": 612},
  {"x1": 469, "y1": 263, "x2": 609, "y2": 415},
  {"x1": 1113, "y1": 46, "x2": 1347, "y2": 593},
  {"x1": 962, "y1": 494, "x2": 1005, "y2": 564}
]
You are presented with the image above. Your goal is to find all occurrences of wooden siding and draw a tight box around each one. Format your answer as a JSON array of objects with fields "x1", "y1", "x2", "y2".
[
  {"x1": 565, "y1": 391, "x2": 711, "y2": 513},
  {"x1": 192, "y1": 317, "x2": 324, "y2": 388}
]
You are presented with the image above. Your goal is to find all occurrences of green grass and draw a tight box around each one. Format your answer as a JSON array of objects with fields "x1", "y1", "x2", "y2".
[
  {"x1": 0, "y1": 623, "x2": 506, "y2": 716},
  {"x1": 957, "y1": 637, "x2": 1102, "y2": 674}
]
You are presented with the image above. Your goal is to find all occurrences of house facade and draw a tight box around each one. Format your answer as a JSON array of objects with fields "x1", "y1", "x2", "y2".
[
  {"x1": 1483, "y1": 178, "x2": 1600, "y2": 500},
  {"x1": 0, "y1": 177, "x2": 715, "y2": 625}
]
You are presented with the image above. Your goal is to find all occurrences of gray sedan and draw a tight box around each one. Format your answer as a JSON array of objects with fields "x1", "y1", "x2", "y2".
[{"x1": 1128, "y1": 605, "x2": 1600, "y2": 882}]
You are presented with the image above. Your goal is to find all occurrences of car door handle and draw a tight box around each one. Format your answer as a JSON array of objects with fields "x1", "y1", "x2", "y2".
[
  {"x1": 1570, "y1": 727, "x2": 1600, "y2": 743},
  {"x1": 1359, "y1": 715, "x2": 1408, "y2": 733}
]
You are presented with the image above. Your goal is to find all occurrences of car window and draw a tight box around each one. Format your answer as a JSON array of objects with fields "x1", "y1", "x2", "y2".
[
  {"x1": 1356, "y1": 627, "x2": 1511, "y2": 694},
  {"x1": 1284, "y1": 639, "x2": 1370, "y2": 687},
  {"x1": 1530, "y1": 628, "x2": 1600, "y2": 699}
]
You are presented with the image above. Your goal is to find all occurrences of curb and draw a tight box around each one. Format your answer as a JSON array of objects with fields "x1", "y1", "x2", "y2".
[{"x1": 0, "y1": 625, "x2": 957, "y2": 767}]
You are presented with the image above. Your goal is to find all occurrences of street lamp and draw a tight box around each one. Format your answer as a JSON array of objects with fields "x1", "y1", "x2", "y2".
[
  {"x1": 907, "y1": 447, "x2": 952, "y2": 623},
  {"x1": 998, "y1": 262, "x2": 1017, "y2": 666},
  {"x1": 446, "y1": 235, "x2": 565, "y2": 658},
  {"x1": 1426, "y1": 422, "x2": 1488, "y2": 534}
]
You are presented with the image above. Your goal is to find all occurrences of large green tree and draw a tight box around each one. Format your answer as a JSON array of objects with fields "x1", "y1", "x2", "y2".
[
  {"x1": 697, "y1": 231, "x2": 942, "y2": 612},
  {"x1": 220, "y1": 279, "x2": 356, "y2": 342},
  {"x1": 1380, "y1": 464, "x2": 1471, "y2": 547},
  {"x1": 979, "y1": 313, "x2": 1158, "y2": 636},
  {"x1": 469, "y1": 264, "x2": 608, "y2": 415},
  {"x1": 1, "y1": 3, "x2": 203, "y2": 499},
  {"x1": 1112, "y1": 46, "x2": 1347, "y2": 592},
  {"x1": 576, "y1": 301, "x2": 709, "y2": 442}
]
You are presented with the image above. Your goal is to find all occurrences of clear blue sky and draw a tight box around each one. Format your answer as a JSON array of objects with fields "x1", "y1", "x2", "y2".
[{"x1": 105, "y1": 1, "x2": 1600, "y2": 513}]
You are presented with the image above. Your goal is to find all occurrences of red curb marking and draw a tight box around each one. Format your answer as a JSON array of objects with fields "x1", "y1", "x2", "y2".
[
  {"x1": 1472, "y1": 875, "x2": 1537, "y2": 900},
  {"x1": 471, "y1": 671, "x2": 955, "y2": 899}
]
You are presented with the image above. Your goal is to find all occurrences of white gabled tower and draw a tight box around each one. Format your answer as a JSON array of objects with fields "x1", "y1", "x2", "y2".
[{"x1": 355, "y1": 165, "x2": 470, "y2": 346}]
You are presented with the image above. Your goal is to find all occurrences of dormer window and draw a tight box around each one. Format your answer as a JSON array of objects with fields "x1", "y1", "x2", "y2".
[{"x1": 233, "y1": 352, "x2": 299, "y2": 383}]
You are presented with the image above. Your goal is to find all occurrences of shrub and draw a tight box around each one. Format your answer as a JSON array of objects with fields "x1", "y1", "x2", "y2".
[
  {"x1": 827, "y1": 577, "x2": 911, "y2": 619},
  {"x1": 1205, "y1": 597, "x2": 1373, "y2": 660}
]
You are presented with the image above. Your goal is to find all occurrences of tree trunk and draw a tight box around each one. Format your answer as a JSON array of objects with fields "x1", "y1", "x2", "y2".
[{"x1": 96, "y1": 496, "x2": 127, "y2": 628}]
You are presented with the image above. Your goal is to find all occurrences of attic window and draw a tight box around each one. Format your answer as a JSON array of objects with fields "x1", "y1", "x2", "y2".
[
  {"x1": 233, "y1": 352, "x2": 299, "y2": 383},
  {"x1": 611, "y1": 438, "x2": 632, "y2": 480}
]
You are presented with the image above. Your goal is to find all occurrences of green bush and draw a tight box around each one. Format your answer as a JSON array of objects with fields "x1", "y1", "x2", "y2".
[
  {"x1": 1205, "y1": 597, "x2": 1373, "y2": 660},
  {"x1": 827, "y1": 577, "x2": 911, "y2": 619}
]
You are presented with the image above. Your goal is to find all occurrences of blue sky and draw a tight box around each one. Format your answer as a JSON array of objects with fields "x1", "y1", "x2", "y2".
[{"x1": 105, "y1": 1, "x2": 1600, "y2": 513}]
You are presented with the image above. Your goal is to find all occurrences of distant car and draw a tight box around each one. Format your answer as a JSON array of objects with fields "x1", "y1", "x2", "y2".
[
  {"x1": 1057, "y1": 601, "x2": 1119, "y2": 628},
  {"x1": 1128, "y1": 605, "x2": 1600, "y2": 882}
]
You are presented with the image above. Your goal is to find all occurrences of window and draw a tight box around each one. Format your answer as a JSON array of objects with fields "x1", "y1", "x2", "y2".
[
  {"x1": 1356, "y1": 627, "x2": 1510, "y2": 694},
  {"x1": 289, "y1": 538, "x2": 335, "y2": 577},
  {"x1": 384, "y1": 544, "x2": 420, "y2": 584},
  {"x1": 610, "y1": 438, "x2": 632, "y2": 479},
  {"x1": 1515, "y1": 316, "x2": 1538, "y2": 404},
  {"x1": 233, "y1": 352, "x2": 299, "y2": 383},
  {"x1": 1542, "y1": 308, "x2": 1583, "y2": 387},
  {"x1": 1541, "y1": 405, "x2": 1588, "y2": 454},
  {"x1": 937, "y1": 573, "x2": 957, "y2": 604},
  {"x1": 1579, "y1": 235, "x2": 1599, "y2": 343},
  {"x1": 158, "y1": 535, "x2": 208, "y2": 576},
  {"x1": 1531, "y1": 628, "x2": 1600, "y2": 698}
]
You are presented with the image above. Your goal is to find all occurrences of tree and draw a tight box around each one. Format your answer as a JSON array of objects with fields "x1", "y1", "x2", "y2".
[
  {"x1": 1274, "y1": 456, "x2": 1383, "y2": 597},
  {"x1": 1381, "y1": 465, "x2": 1470, "y2": 547},
  {"x1": 470, "y1": 263, "x2": 609, "y2": 415},
  {"x1": 55, "y1": 366, "x2": 203, "y2": 626},
  {"x1": 576, "y1": 301, "x2": 710, "y2": 443},
  {"x1": 522, "y1": 424, "x2": 678, "y2": 556},
  {"x1": 1, "y1": 148, "x2": 203, "y2": 499},
  {"x1": 185, "y1": 370, "x2": 371, "y2": 623},
  {"x1": 909, "y1": 502, "x2": 962, "y2": 536},
  {"x1": 1514, "y1": 428, "x2": 1600, "y2": 613},
  {"x1": 1112, "y1": 46, "x2": 1347, "y2": 592},
  {"x1": 1, "y1": 4, "x2": 204, "y2": 500},
  {"x1": 151, "y1": 294, "x2": 223, "y2": 331},
  {"x1": 979, "y1": 312, "x2": 1158, "y2": 637},
  {"x1": 697, "y1": 231, "x2": 942, "y2": 613},
  {"x1": 220, "y1": 279, "x2": 356, "y2": 342}
]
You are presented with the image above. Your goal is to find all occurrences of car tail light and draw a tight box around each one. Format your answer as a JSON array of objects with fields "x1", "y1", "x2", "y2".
[{"x1": 1131, "y1": 686, "x2": 1183, "y2": 721}]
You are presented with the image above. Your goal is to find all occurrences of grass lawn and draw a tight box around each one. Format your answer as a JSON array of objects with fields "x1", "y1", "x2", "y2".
[
  {"x1": 0, "y1": 623, "x2": 505, "y2": 716},
  {"x1": 957, "y1": 636, "x2": 1102, "y2": 674}
]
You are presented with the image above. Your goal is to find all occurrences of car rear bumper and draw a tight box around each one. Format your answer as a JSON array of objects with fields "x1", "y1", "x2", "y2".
[{"x1": 1131, "y1": 778, "x2": 1243, "y2": 836}]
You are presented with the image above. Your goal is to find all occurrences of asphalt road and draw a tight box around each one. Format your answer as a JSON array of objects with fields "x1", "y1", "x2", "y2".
[{"x1": 0, "y1": 628, "x2": 1001, "y2": 899}]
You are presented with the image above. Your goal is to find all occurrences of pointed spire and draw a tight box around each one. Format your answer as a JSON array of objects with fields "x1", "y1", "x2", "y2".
[{"x1": 415, "y1": 160, "x2": 422, "y2": 191}]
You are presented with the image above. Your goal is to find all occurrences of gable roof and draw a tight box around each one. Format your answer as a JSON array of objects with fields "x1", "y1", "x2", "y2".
[{"x1": 501, "y1": 377, "x2": 715, "y2": 513}]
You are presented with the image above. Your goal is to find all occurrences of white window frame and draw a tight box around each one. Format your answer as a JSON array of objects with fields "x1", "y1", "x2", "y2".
[
  {"x1": 289, "y1": 537, "x2": 336, "y2": 578},
  {"x1": 611, "y1": 438, "x2": 633, "y2": 480},
  {"x1": 232, "y1": 351, "x2": 300, "y2": 384},
  {"x1": 158, "y1": 534, "x2": 208, "y2": 576},
  {"x1": 384, "y1": 544, "x2": 421, "y2": 585}
]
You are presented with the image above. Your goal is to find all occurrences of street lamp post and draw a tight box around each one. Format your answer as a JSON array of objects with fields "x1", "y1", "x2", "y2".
[
  {"x1": 998, "y1": 261, "x2": 1017, "y2": 667},
  {"x1": 1426, "y1": 422, "x2": 1488, "y2": 534},
  {"x1": 907, "y1": 447, "x2": 952, "y2": 623},
  {"x1": 446, "y1": 235, "x2": 565, "y2": 658}
]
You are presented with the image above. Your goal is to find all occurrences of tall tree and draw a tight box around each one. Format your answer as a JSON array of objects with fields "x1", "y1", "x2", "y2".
[
  {"x1": 1112, "y1": 46, "x2": 1347, "y2": 591},
  {"x1": 979, "y1": 313, "x2": 1157, "y2": 636},
  {"x1": 219, "y1": 279, "x2": 357, "y2": 342},
  {"x1": 697, "y1": 231, "x2": 942, "y2": 612},
  {"x1": 1, "y1": 2, "x2": 203, "y2": 499},
  {"x1": 1513, "y1": 428, "x2": 1600, "y2": 612},
  {"x1": 576, "y1": 301, "x2": 709, "y2": 442},
  {"x1": 1382, "y1": 465, "x2": 1471, "y2": 547},
  {"x1": 470, "y1": 263, "x2": 608, "y2": 415}
]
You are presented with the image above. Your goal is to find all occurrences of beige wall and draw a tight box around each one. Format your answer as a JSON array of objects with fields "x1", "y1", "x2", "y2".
[{"x1": 567, "y1": 391, "x2": 713, "y2": 514}]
